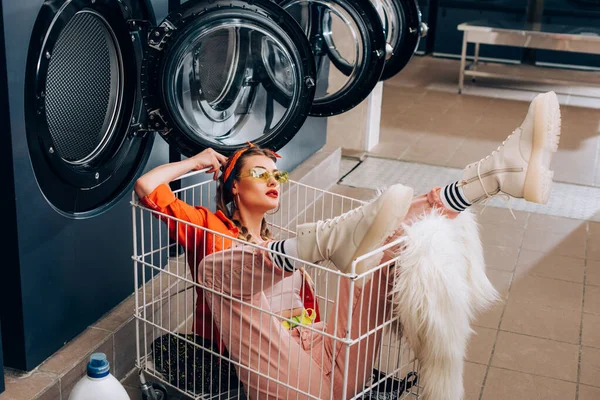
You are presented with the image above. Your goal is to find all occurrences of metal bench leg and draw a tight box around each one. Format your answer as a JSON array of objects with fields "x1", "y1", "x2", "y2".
[
  {"x1": 459, "y1": 32, "x2": 467, "y2": 94},
  {"x1": 472, "y1": 42, "x2": 480, "y2": 82}
]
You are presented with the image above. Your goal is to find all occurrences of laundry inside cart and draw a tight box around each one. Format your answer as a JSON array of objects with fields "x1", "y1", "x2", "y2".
[
  {"x1": 131, "y1": 170, "x2": 421, "y2": 399},
  {"x1": 150, "y1": 333, "x2": 241, "y2": 395}
]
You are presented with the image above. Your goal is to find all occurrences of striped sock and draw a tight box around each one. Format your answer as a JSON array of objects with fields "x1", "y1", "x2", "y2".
[
  {"x1": 267, "y1": 239, "x2": 298, "y2": 272},
  {"x1": 440, "y1": 182, "x2": 472, "y2": 212}
]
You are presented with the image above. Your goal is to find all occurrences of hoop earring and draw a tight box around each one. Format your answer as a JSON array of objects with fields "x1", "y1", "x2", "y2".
[{"x1": 267, "y1": 203, "x2": 281, "y2": 215}]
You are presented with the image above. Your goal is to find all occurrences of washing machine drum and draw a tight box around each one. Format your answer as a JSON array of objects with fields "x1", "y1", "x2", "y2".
[
  {"x1": 277, "y1": 0, "x2": 387, "y2": 116},
  {"x1": 142, "y1": 0, "x2": 316, "y2": 158},
  {"x1": 373, "y1": 0, "x2": 424, "y2": 81},
  {"x1": 25, "y1": 0, "x2": 156, "y2": 217},
  {"x1": 24, "y1": 0, "x2": 315, "y2": 216}
]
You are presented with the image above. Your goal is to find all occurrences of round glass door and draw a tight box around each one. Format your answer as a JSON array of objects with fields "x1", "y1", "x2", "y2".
[
  {"x1": 278, "y1": 0, "x2": 387, "y2": 116},
  {"x1": 372, "y1": 0, "x2": 424, "y2": 81},
  {"x1": 25, "y1": 0, "x2": 154, "y2": 217},
  {"x1": 142, "y1": 0, "x2": 316, "y2": 157}
]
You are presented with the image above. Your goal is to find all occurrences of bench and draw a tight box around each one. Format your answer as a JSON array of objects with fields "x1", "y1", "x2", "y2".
[{"x1": 457, "y1": 20, "x2": 600, "y2": 94}]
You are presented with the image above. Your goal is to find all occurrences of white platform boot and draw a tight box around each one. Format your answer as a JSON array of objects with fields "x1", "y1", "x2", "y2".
[
  {"x1": 459, "y1": 91, "x2": 561, "y2": 205},
  {"x1": 296, "y1": 184, "x2": 414, "y2": 275}
]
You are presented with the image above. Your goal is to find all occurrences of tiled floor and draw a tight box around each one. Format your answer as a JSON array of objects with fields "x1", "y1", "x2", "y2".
[
  {"x1": 334, "y1": 182, "x2": 600, "y2": 399},
  {"x1": 332, "y1": 55, "x2": 600, "y2": 399},
  {"x1": 375, "y1": 56, "x2": 600, "y2": 188},
  {"x1": 339, "y1": 157, "x2": 600, "y2": 222}
]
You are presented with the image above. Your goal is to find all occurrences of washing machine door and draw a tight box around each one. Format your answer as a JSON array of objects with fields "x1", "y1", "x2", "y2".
[
  {"x1": 277, "y1": 0, "x2": 387, "y2": 116},
  {"x1": 25, "y1": 0, "x2": 155, "y2": 218},
  {"x1": 373, "y1": 0, "x2": 425, "y2": 80},
  {"x1": 141, "y1": 0, "x2": 316, "y2": 158}
]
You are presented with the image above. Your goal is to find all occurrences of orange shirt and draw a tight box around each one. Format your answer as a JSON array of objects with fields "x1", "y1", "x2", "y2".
[
  {"x1": 140, "y1": 184, "x2": 321, "y2": 347},
  {"x1": 140, "y1": 184, "x2": 238, "y2": 345}
]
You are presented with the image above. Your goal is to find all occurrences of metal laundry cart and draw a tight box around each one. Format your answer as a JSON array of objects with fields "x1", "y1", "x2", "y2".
[{"x1": 130, "y1": 169, "x2": 421, "y2": 399}]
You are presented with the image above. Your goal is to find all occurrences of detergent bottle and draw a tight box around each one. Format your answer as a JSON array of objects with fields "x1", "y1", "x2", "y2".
[{"x1": 68, "y1": 353, "x2": 130, "y2": 400}]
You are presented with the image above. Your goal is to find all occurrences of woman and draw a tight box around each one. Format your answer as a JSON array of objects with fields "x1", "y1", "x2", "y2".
[{"x1": 135, "y1": 91, "x2": 561, "y2": 399}]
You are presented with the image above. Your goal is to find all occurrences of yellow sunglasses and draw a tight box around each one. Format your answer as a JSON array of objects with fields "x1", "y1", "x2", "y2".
[{"x1": 238, "y1": 166, "x2": 289, "y2": 184}]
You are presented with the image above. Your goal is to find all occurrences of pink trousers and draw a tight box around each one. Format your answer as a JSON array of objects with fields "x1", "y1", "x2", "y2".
[
  {"x1": 198, "y1": 245, "x2": 398, "y2": 400},
  {"x1": 197, "y1": 190, "x2": 455, "y2": 399}
]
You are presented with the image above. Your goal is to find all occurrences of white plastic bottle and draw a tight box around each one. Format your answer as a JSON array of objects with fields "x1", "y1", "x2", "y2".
[{"x1": 68, "y1": 353, "x2": 130, "y2": 400}]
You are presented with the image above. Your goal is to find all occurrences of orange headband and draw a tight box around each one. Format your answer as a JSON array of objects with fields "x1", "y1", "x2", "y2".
[{"x1": 222, "y1": 142, "x2": 282, "y2": 185}]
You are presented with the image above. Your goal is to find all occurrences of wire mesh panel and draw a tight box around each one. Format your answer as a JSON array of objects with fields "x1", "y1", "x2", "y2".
[{"x1": 131, "y1": 172, "x2": 420, "y2": 399}]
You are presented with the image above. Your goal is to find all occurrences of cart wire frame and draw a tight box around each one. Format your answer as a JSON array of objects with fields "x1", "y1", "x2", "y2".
[{"x1": 131, "y1": 169, "x2": 420, "y2": 399}]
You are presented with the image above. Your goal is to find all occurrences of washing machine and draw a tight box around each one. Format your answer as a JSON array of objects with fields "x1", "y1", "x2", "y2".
[
  {"x1": 0, "y1": 0, "x2": 325, "y2": 371},
  {"x1": 273, "y1": 0, "x2": 424, "y2": 111},
  {"x1": 536, "y1": 0, "x2": 600, "y2": 70},
  {"x1": 433, "y1": 0, "x2": 527, "y2": 62},
  {"x1": 372, "y1": 0, "x2": 426, "y2": 80},
  {"x1": 0, "y1": 2, "x2": 6, "y2": 390},
  {"x1": 270, "y1": 0, "x2": 386, "y2": 115},
  {"x1": 0, "y1": 320, "x2": 4, "y2": 394},
  {"x1": 416, "y1": 0, "x2": 435, "y2": 54}
]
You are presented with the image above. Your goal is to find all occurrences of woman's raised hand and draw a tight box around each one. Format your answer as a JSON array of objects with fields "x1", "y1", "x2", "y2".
[{"x1": 189, "y1": 148, "x2": 228, "y2": 180}]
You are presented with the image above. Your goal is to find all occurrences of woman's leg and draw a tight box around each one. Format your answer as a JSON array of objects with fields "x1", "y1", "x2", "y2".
[
  {"x1": 198, "y1": 244, "x2": 332, "y2": 400},
  {"x1": 300, "y1": 188, "x2": 449, "y2": 398},
  {"x1": 203, "y1": 188, "x2": 461, "y2": 399},
  {"x1": 324, "y1": 266, "x2": 395, "y2": 398},
  {"x1": 440, "y1": 90, "x2": 561, "y2": 209},
  {"x1": 262, "y1": 91, "x2": 562, "y2": 398},
  {"x1": 287, "y1": 91, "x2": 561, "y2": 273}
]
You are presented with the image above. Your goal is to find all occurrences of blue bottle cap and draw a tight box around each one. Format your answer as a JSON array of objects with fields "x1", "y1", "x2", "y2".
[{"x1": 87, "y1": 353, "x2": 110, "y2": 378}]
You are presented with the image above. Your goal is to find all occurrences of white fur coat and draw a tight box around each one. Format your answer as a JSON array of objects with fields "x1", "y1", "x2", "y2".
[{"x1": 390, "y1": 209, "x2": 499, "y2": 400}]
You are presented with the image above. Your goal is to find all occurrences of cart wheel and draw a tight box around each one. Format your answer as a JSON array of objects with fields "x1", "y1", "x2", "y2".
[
  {"x1": 140, "y1": 381, "x2": 169, "y2": 400},
  {"x1": 150, "y1": 382, "x2": 168, "y2": 400}
]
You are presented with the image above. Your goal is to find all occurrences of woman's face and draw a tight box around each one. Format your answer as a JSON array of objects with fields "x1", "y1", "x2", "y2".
[{"x1": 233, "y1": 155, "x2": 280, "y2": 214}]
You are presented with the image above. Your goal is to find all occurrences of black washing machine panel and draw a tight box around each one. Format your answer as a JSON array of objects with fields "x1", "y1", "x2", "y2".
[
  {"x1": 434, "y1": 5, "x2": 526, "y2": 61},
  {"x1": 434, "y1": 0, "x2": 527, "y2": 60},
  {"x1": 540, "y1": 0, "x2": 600, "y2": 69},
  {"x1": 0, "y1": 320, "x2": 3, "y2": 394},
  {"x1": 437, "y1": 0, "x2": 526, "y2": 11},
  {"x1": 25, "y1": 0, "x2": 319, "y2": 215},
  {"x1": 3, "y1": 0, "x2": 171, "y2": 371},
  {"x1": 25, "y1": 0, "x2": 156, "y2": 218},
  {"x1": 416, "y1": 0, "x2": 433, "y2": 54},
  {"x1": 536, "y1": 15, "x2": 600, "y2": 69},
  {"x1": 373, "y1": 0, "x2": 424, "y2": 80},
  {"x1": 2, "y1": 0, "x2": 323, "y2": 372},
  {"x1": 142, "y1": 0, "x2": 317, "y2": 157},
  {"x1": 276, "y1": 0, "x2": 386, "y2": 116},
  {"x1": 543, "y1": 0, "x2": 600, "y2": 17}
]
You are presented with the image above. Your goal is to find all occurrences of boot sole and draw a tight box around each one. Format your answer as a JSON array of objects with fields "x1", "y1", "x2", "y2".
[
  {"x1": 351, "y1": 184, "x2": 414, "y2": 277},
  {"x1": 523, "y1": 91, "x2": 561, "y2": 204}
]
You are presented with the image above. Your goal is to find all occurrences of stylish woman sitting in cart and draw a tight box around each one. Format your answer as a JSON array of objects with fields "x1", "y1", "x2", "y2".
[{"x1": 135, "y1": 92, "x2": 561, "y2": 399}]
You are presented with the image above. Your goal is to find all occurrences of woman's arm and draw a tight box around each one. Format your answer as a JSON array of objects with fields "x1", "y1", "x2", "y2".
[{"x1": 134, "y1": 148, "x2": 228, "y2": 198}]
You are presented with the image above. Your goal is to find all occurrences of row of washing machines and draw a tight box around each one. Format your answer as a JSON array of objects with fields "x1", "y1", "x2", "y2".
[
  {"x1": 0, "y1": 0, "x2": 427, "y2": 383},
  {"x1": 418, "y1": 0, "x2": 600, "y2": 69}
]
